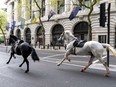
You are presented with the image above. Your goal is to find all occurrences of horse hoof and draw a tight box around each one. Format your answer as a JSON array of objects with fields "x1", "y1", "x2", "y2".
[
  {"x1": 57, "y1": 64, "x2": 60, "y2": 66},
  {"x1": 80, "y1": 69, "x2": 85, "y2": 72},
  {"x1": 104, "y1": 73, "x2": 110, "y2": 77},
  {"x1": 25, "y1": 70, "x2": 29, "y2": 73},
  {"x1": 19, "y1": 65, "x2": 22, "y2": 67},
  {"x1": 6, "y1": 62, "x2": 9, "y2": 64},
  {"x1": 68, "y1": 59, "x2": 71, "y2": 62}
]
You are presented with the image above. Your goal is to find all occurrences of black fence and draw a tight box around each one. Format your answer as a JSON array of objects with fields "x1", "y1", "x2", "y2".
[{"x1": 34, "y1": 44, "x2": 67, "y2": 50}]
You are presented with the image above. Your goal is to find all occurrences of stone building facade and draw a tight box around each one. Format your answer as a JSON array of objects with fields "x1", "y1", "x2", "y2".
[{"x1": 5, "y1": 0, "x2": 116, "y2": 48}]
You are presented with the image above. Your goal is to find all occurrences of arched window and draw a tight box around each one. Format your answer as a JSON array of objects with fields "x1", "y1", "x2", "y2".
[
  {"x1": 36, "y1": 26, "x2": 44, "y2": 45},
  {"x1": 42, "y1": 0, "x2": 45, "y2": 16},
  {"x1": 73, "y1": 22, "x2": 89, "y2": 40},
  {"x1": 57, "y1": 0, "x2": 64, "y2": 14},
  {"x1": 25, "y1": 28, "x2": 31, "y2": 44},
  {"x1": 16, "y1": 29, "x2": 21, "y2": 39},
  {"x1": 52, "y1": 24, "x2": 64, "y2": 46}
]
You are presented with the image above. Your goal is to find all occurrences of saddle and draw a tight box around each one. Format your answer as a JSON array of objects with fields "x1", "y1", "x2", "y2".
[{"x1": 73, "y1": 40, "x2": 86, "y2": 47}]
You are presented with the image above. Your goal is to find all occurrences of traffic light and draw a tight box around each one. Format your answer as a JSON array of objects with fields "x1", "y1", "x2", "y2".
[{"x1": 100, "y1": 3, "x2": 106, "y2": 27}]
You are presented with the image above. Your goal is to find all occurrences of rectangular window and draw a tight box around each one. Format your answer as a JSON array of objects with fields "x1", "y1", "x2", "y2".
[
  {"x1": 29, "y1": 0, "x2": 32, "y2": 19},
  {"x1": 98, "y1": 35, "x2": 106, "y2": 43},
  {"x1": 57, "y1": 0, "x2": 64, "y2": 14},
  {"x1": 18, "y1": 0, "x2": 22, "y2": 22},
  {"x1": 82, "y1": 0, "x2": 91, "y2": 10},
  {"x1": 42, "y1": 0, "x2": 45, "y2": 17},
  {"x1": 11, "y1": 2, "x2": 14, "y2": 20}
]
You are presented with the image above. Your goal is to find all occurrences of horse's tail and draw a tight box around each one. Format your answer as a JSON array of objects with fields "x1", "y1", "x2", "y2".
[
  {"x1": 102, "y1": 44, "x2": 116, "y2": 57},
  {"x1": 31, "y1": 47, "x2": 40, "y2": 61}
]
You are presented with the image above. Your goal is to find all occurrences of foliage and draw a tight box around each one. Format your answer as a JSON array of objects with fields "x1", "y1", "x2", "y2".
[
  {"x1": 75, "y1": 0, "x2": 100, "y2": 40},
  {"x1": 0, "y1": 9, "x2": 7, "y2": 45},
  {"x1": 0, "y1": 36, "x2": 4, "y2": 41},
  {"x1": 51, "y1": 0, "x2": 64, "y2": 10},
  {"x1": 0, "y1": 10, "x2": 7, "y2": 32}
]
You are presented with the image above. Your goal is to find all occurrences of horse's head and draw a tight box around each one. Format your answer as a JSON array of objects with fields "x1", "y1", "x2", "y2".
[
  {"x1": 8, "y1": 35, "x2": 18, "y2": 45},
  {"x1": 57, "y1": 32, "x2": 65, "y2": 43},
  {"x1": 58, "y1": 31, "x2": 77, "y2": 44}
]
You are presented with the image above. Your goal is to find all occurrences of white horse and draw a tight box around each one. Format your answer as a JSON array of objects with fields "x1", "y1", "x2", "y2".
[{"x1": 57, "y1": 30, "x2": 116, "y2": 77}]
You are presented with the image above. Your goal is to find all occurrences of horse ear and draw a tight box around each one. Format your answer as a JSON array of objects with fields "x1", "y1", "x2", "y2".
[{"x1": 10, "y1": 35, "x2": 18, "y2": 41}]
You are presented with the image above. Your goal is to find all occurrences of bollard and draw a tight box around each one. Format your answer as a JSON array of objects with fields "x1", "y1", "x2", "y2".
[
  {"x1": 59, "y1": 45, "x2": 60, "y2": 49},
  {"x1": 64, "y1": 44, "x2": 66, "y2": 50},
  {"x1": 47, "y1": 44, "x2": 49, "y2": 49}
]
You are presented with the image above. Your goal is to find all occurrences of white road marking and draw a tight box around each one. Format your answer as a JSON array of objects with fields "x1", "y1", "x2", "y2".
[
  {"x1": 42, "y1": 59, "x2": 84, "y2": 68},
  {"x1": 41, "y1": 55, "x2": 116, "y2": 72},
  {"x1": 41, "y1": 54, "x2": 64, "y2": 60}
]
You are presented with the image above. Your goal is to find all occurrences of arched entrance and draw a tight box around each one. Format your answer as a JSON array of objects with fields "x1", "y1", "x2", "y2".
[
  {"x1": 25, "y1": 28, "x2": 31, "y2": 44},
  {"x1": 35, "y1": 26, "x2": 44, "y2": 45},
  {"x1": 51, "y1": 24, "x2": 64, "y2": 46},
  {"x1": 16, "y1": 29, "x2": 21, "y2": 39},
  {"x1": 73, "y1": 22, "x2": 89, "y2": 40}
]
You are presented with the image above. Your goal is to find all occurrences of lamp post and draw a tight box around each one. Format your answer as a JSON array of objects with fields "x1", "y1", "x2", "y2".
[{"x1": 107, "y1": 3, "x2": 111, "y2": 67}]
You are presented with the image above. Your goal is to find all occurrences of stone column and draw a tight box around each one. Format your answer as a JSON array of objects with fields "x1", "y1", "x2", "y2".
[
  {"x1": 21, "y1": 0, "x2": 25, "y2": 19},
  {"x1": 8, "y1": 3, "x2": 13, "y2": 27},
  {"x1": 45, "y1": 0, "x2": 51, "y2": 15},
  {"x1": 65, "y1": 0, "x2": 71, "y2": 12},
  {"x1": 51, "y1": 0, "x2": 57, "y2": 13},
  {"x1": 14, "y1": 1, "x2": 18, "y2": 24},
  {"x1": 33, "y1": 0, "x2": 39, "y2": 17},
  {"x1": 7, "y1": 3, "x2": 12, "y2": 26},
  {"x1": 22, "y1": 0, "x2": 28, "y2": 20}
]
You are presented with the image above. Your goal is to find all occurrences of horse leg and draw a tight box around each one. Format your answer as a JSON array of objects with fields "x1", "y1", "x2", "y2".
[
  {"x1": 98, "y1": 57, "x2": 110, "y2": 77},
  {"x1": 19, "y1": 59, "x2": 25, "y2": 67},
  {"x1": 25, "y1": 58, "x2": 29, "y2": 73},
  {"x1": 6, "y1": 53, "x2": 13, "y2": 64},
  {"x1": 57, "y1": 57, "x2": 66, "y2": 66},
  {"x1": 13, "y1": 54, "x2": 16, "y2": 59},
  {"x1": 57, "y1": 51, "x2": 70, "y2": 66},
  {"x1": 81, "y1": 54, "x2": 94, "y2": 72},
  {"x1": 57, "y1": 45, "x2": 73, "y2": 66}
]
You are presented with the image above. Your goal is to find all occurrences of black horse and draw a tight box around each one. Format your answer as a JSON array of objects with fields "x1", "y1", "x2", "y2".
[{"x1": 7, "y1": 35, "x2": 40, "y2": 73}]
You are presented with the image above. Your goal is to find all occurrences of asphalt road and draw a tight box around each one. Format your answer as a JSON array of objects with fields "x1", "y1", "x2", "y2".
[{"x1": 0, "y1": 45, "x2": 116, "y2": 87}]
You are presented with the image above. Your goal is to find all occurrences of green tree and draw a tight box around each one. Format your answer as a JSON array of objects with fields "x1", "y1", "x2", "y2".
[
  {"x1": 0, "y1": 10, "x2": 7, "y2": 45},
  {"x1": 17, "y1": 0, "x2": 100, "y2": 47},
  {"x1": 33, "y1": 0, "x2": 64, "y2": 48},
  {"x1": 16, "y1": 0, "x2": 65, "y2": 48},
  {"x1": 34, "y1": 0, "x2": 99, "y2": 47},
  {"x1": 73, "y1": 0, "x2": 100, "y2": 40},
  {"x1": 33, "y1": 0, "x2": 46, "y2": 48},
  {"x1": 15, "y1": 0, "x2": 46, "y2": 48}
]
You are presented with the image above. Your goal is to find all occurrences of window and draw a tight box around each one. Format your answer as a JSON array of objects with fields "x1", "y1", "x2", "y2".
[
  {"x1": 82, "y1": 0, "x2": 91, "y2": 10},
  {"x1": 29, "y1": 0, "x2": 32, "y2": 18},
  {"x1": 98, "y1": 35, "x2": 106, "y2": 43},
  {"x1": 74, "y1": 22, "x2": 88, "y2": 40},
  {"x1": 11, "y1": 2, "x2": 14, "y2": 20},
  {"x1": 42, "y1": 0, "x2": 45, "y2": 16},
  {"x1": 57, "y1": 0, "x2": 64, "y2": 14},
  {"x1": 18, "y1": 0, "x2": 22, "y2": 21}
]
